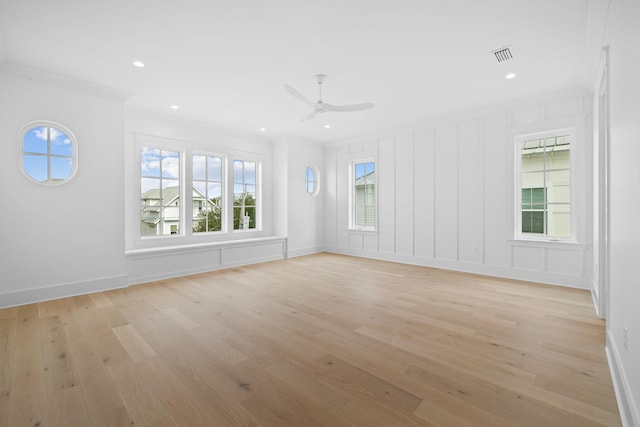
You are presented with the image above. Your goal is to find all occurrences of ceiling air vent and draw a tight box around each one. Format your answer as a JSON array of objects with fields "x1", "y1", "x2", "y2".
[{"x1": 492, "y1": 46, "x2": 513, "y2": 63}]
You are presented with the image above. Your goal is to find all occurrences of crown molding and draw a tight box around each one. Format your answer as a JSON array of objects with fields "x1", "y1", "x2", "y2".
[{"x1": 0, "y1": 61, "x2": 132, "y2": 102}]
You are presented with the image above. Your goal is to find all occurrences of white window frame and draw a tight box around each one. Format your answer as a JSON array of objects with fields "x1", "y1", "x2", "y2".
[
  {"x1": 514, "y1": 127, "x2": 577, "y2": 242},
  {"x1": 139, "y1": 144, "x2": 184, "y2": 240},
  {"x1": 232, "y1": 158, "x2": 261, "y2": 232},
  {"x1": 305, "y1": 166, "x2": 319, "y2": 196},
  {"x1": 349, "y1": 158, "x2": 377, "y2": 231},
  {"x1": 192, "y1": 151, "x2": 226, "y2": 234},
  {"x1": 18, "y1": 120, "x2": 78, "y2": 185}
]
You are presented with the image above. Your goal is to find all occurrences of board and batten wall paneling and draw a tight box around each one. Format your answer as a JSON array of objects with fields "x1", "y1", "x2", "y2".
[
  {"x1": 458, "y1": 119, "x2": 484, "y2": 264},
  {"x1": 483, "y1": 114, "x2": 511, "y2": 267},
  {"x1": 324, "y1": 146, "x2": 338, "y2": 247},
  {"x1": 325, "y1": 89, "x2": 591, "y2": 289},
  {"x1": 413, "y1": 128, "x2": 436, "y2": 259},
  {"x1": 377, "y1": 136, "x2": 396, "y2": 254},
  {"x1": 394, "y1": 133, "x2": 415, "y2": 257},
  {"x1": 434, "y1": 124, "x2": 459, "y2": 261}
]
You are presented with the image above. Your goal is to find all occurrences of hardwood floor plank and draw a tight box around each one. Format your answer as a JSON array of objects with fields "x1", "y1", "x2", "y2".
[
  {"x1": 7, "y1": 345, "x2": 48, "y2": 427},
  {"x1": 68, "y1": 336, "x2": 134, "y2": 427},
  {"x1": 112, "y1": 323, "x2": 157, "y2": 363}
]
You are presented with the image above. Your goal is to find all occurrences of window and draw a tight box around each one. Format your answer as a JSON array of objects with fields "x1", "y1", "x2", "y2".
[
  {"x1": 140, "y1": 147, "x2": 181, "y2": 237},
  {"x1": 351, "y1": 160, "x2": 375, "y2": 230},
  {"x1": 516, "y1": 130, "x2": 572, "y2": 239},
  {"x1": 305, "y1": 166, "x2": 318, "y2": 195},
  {"x1": 20, "y1": 122, "x2": 77, "y2": 185},
  {"x1": 193, "y1": 154, "x2": 223, "y2": 233},
  {"x1": 233, "y1": 159, "x2": 257, "y2": 230}
]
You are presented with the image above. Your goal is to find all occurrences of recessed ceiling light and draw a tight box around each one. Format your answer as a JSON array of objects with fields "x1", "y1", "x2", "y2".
[
  {"x1": 259, "y1": 127, "x2": 267, "y2": 132},
  {"x1": 505, "y1": 73, "x2": 517, "y2": 79},
  {"x1": 133, "y1": 60, "x2": 145, "y2": 68},
  {"x1": 324, "y1": 124, "x2": 331, "y2": 129},
  {"x1": 170, "y1": 105, "x2": 180, "y2": 110}
]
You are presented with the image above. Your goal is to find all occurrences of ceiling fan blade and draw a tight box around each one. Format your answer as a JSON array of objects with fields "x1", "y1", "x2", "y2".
[
  {"x1": 323, "y1": 102, "x2": 375, "y2": 112},
  {"x1": 299, "y1": 110, "x2": 317, "y2": 122},
  {"x1": 284, "y1": 85, "x2": 314, "y2": 105}
]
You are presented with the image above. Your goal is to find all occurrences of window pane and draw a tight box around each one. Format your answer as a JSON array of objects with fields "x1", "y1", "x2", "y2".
[
  {"x1": 50, "y1": 157, "x2": 73, "y2": 181},
  {"x1": 244, "y1": 161, "x2": 256, "y2": 184},
  {"x1": 307, "y1": 180, "x2": 315, "y2": 194},
  {"x1": 353, "y1": 161, "x2": 375, "y2": 229},
  {"x1": 24, "y1": 127, "x2": 48, "y2": 154},
  {"x1": 245, "y1": 184, "x2": 256, "y2": 200},
  {"x1": 208, "y1": 156, "x2": 222, "y2": 181},
  {"x1": 546, "y1": 147, "x2": 570, "y2": 170},
  {"x1": 24, "y1": 155, "x2": 47, "y2": 182},
  {"x1": 208, "y1": 182, "x2": 222, "y2": 201},
  {"x1": 141, "y1": 147, "x2": 161, "y2": 177},
  {"x1": 547, "y1": 170, "x2": 570, "y2": 204},
  {"x1": 521, "y1": 171, "x2": 544, "y2": 191},
  {"x1": 192, "y1": 154, "x2": 206, "y2": 180},
  {"x1": 233, "y1": 160, "x2": 243, "y2": 183},
  {"x1": 547, "y1": 204, "x2": 570, "y2": 237},
  {"x1": 162, "y1": 150, "x2": 180, "y2": 178},
  {"x1": 522, "y1": 211, "x2": 545, "y2": 234},
  {"x1": 50, "y1": 128, "x2": 73, "y2": 156},
  {"x1": 161, "y1": 179, "x2": 180, "y2": 206}
]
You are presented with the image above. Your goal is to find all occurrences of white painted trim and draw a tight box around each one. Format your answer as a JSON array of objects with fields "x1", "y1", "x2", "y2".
[
  {"x1": 0, "y1": 275, "x2": 128, "y2": 309},
  {"x1": 0, "y1": 61, "x2": 131, "y2": 102},
  {"x1": 606, "y1": 330, "x2": 639, "y2": 427},
  {"x1": 125, "y1": 236, "x2": 286, "y2": 256},
  {"x1": 287, "y1": 245, "x2": 323, "y2": 258},
  {"x1": 127, "y1": 253, "x2": 284, "y2": 286},
  {"x1": 322, "y1": 245, "x2": 590, "y2": 289},
  {"x1": 127, "y1": 237, "x2": 287, "y2": 285}
]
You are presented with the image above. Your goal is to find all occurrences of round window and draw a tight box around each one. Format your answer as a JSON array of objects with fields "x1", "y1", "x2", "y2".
[
  {"x1": 19, "y1": 121, "x2": 78, "y2": 185},
  {"x1": 305, "y1": 166, "x2": 318, "y2": 196}
]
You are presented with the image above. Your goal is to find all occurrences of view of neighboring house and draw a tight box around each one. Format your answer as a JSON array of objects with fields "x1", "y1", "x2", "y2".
[{"x1": 140, "y1": 186, "x2": 219, "y2": 236}]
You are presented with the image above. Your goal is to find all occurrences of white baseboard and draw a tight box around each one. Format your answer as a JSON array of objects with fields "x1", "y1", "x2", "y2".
[
  {"x1": 287, "y1": 245, "x2": 323, "y2": 258},
  {"x1": 321, "y1": 245, "x2": 590, "y2": 289},
  {"x1": 0, "y1": 275, "x2": 128, "y2": 309},
  {"x1": 606, "y1": 330, "x2": 639, "y2": 427}
]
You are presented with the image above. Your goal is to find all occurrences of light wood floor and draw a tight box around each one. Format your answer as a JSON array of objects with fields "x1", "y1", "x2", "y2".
[{"x1": 0, "y1": 253, "x2": 621, "y2": 426}]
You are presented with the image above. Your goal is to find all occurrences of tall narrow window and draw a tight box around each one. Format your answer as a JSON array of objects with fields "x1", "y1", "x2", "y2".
[
  {"x1": 140, "y1": 147, "x2": 181, "y2": 237},
  {"x1": 352, "y1": 160, "x2": 375, "y2": 230},
  {"x1": 193, "y1": 154, "x2": 223, "y2": 233},
  {"x1": 20, "y1": 122, "x2": 77, "y2": 185},
  {"x1": 233, "y1": 159, "x2": 257, "y2": 230},
  {"x1": 517, "y1": 131, "x2": 572, "y2": 238}
]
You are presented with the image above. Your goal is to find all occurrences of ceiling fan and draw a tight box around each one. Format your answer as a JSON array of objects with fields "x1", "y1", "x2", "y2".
[{"x1": 284, "y1": 74, "x2": 374, "y2": 121}]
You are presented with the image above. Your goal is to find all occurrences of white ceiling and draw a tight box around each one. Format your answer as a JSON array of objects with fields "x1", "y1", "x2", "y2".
[{"x1": 0, "y1": 0, "x2": 600, "y2": 143}]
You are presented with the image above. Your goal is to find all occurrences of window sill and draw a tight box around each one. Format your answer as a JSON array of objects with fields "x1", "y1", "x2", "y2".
[
  {"x1": 347, "y1": 228, "x2": 377, "y2": 233},
  {"x1": 126, "y1": 236, "x2": 286, "y2": 256},
  {"x1": 509, "y1": 238, "x2": 585, "y2": 248}
]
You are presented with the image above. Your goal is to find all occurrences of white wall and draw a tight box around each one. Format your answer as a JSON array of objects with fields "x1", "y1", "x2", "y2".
[
  {"x1": 0, "y1": 71, "x2": 128, "y2": 307},
  {"x1": 273, "y1": 137, "x2": 325, "y2": 257},
  {"x1": 324, "y1": 88, "x2": 593, "y2": 288},
  {"x1": 600, "y1": 0, "x2": 640, "y2": 424}
]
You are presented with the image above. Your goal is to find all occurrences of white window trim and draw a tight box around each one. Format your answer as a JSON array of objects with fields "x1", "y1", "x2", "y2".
[
  {"x1": 138, "y1": 143, "x2": 185, "y2": 240},
  {"x1": 130, "y1": 132, "x2": 266, "y2": 250},
  {"x1": 349, "y1": 157, "x2": 377, "y2": 231},
  {"x1": 514, "y1": 127, "x2": 577, "y2": 242},
  {"x1": 305, "y1": 165, "x2": 319, "y2": 196},
  {"x1": 18, "y1": 120, "x2": 79, "y2": 185},
  {"x1": 192, "y1": 151, "x2": 226, "y2": 235},
  {"x1": 231, "y1": 158, "x2": 261, "y2": 233}
]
